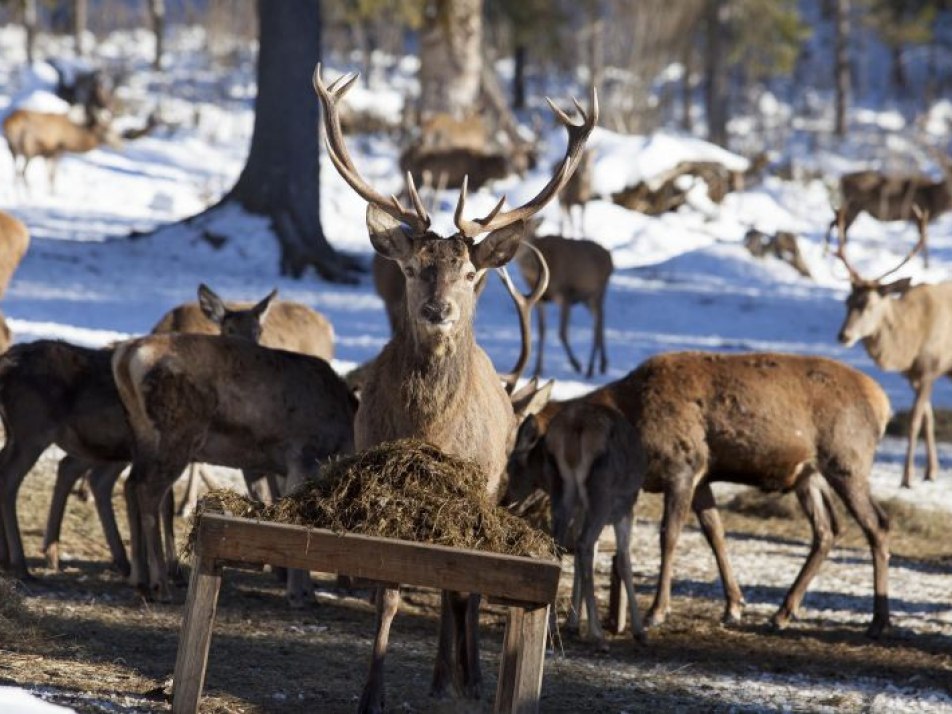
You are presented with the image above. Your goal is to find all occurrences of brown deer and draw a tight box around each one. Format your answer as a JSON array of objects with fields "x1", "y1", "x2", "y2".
[
  {"x1": 823, "y1": 169, "x2": 952, "y2": 266},
  {"x1": 525, "y1": 401, "x2": 646, "y2": 647},
  {"x1": 506, "y1": 351, "x2": 892, "y2": 638},
  {"x1": 516, "y1": 224, "x2": 613, "y2": 378},
  {"x1": 558, "y1": 147, "x2": 593, "y2": 236},
  {"x1": 314, "y1": 64, "x2": 594, "y2": 712},
  {"x1": 0, "y1": 210, "x2": 30, "y2": 298},
  {"x1": 833, "y1": 207, "x2": 952, "y2": 488},
  {"x1": 3, "y1": 108, "x2": 120, "y2": 192}
]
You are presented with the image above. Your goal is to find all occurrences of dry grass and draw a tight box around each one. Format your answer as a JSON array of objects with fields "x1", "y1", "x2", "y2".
[{"x1": 188, "y1": 439, "x2": 556, "y2": 559}]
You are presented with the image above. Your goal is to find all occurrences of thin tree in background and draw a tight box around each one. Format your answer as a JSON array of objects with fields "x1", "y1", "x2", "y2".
[
  {"x1": 74, "y1": 0, "x2": 87, "y2": 56},
  {"x1": 22, "y1": 0, "x2": 36, "y2": 64},
  {"x1": 834, "y1": 0, "x2": 850, "y2": 137},
  {"x1": 226, "y1": 0, "x2": 356, "y2": 282},
  {"x1": 705, "y1": 0, "x2": 729, "y2": 146},
  {"x1": 148, "y1": 0, "x2": 165, "y2": 70},
  {"x1": 419, "y1": 0, "x2": 482, "y2": 117}
]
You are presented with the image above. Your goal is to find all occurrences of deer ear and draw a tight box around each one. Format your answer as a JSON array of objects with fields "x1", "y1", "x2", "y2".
[
  {"x1": 471, "y1": 220, "x2": 527, "y2": 270},
  {"x1": 367, "y1": 204, "x2": 413, "y2": 261},
  {"x1": 252, "y1": 289, "x2": 278, "y2": 323},
  {"x1": 514, "y1": 413, "x2": 541, "y2": 451},
  {"x1": 879, "y1": 277, "x2": 912, "y2": 296},
  {"x1": 513, "y1": 379, "x2": 553, "y2": 421},
  {"x1": 197, "y1": 283, "x2": 226, "y2": 325}
]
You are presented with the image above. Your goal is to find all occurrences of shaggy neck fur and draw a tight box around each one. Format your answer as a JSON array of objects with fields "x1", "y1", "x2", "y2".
[{"x1": 862, "y1": 298, "x2": 921, "y2": 373}]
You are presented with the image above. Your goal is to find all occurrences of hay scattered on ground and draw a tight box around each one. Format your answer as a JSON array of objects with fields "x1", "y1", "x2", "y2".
[
  {"x1": 0, "y1": 576, "x2": 40, "y2": 646},
  {"x1": 724, "y1": 489, "x2": 800, "y2": 520},
  {"x1": 188, "y1": 440, "x2": 556, "y2": 559}
]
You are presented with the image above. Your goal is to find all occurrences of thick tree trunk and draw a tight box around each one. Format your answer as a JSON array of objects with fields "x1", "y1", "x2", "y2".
[
  {"x1": 74, "y1": 0, "x2": 87, "y2": 56},
  {"x1": 704, "y1": 0, "x2": 729, "y2": 147},
  {"x1": 419, "y1": 0, "x2": 482, "y2": 118},
  {"x1": 149, "y1": 0, "x2": 165, "y2": 71},
  {"x1": 22, "y1": 0, "x2": 37, "y2": 65},
  {"x1": 834, "y1": 0, "x2": 850, "y2": 137},
  {"x1": 228, "y1": 0, "x2": 356, "y2": 283}
]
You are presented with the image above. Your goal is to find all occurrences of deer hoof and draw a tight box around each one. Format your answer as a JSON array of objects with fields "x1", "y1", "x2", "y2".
[
  {"x1": 44, "y1": 543, "x2": 60, "y2": 571},
  {"x1": 866, "y1": 616, "x2": 892, "y2": 639},
  {"x1": 644, "y1": 608, "x2": 667, "y2": 629}
]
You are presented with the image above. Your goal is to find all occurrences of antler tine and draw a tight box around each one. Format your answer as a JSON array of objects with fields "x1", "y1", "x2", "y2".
[
  {"x1": 454, "y1": 175, "x2": 507, "y2": 239},
  {"x1": 874, "y1": 205, "x2": 929, "y2": 282},
  {"x1": 404, "y1": 171, "x2": 431, "y2": 226},
  {"x1": 497, "y1": 242, "x2": 550, "y2": 393},
  {"x1": 832, "y1": 205, "x2": 865, "y2": 284},
  {"x1": 313, "y1": 63, "x2": 430, "y2": 232},
  {"x1": 454, "y1": 85, "x2": 598, "y2": 239}
]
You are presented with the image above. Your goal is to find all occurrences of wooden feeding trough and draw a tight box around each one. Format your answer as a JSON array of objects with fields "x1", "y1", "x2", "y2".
[{"x1": 172, "y1": 513, "x2": 562, "y2": 713}]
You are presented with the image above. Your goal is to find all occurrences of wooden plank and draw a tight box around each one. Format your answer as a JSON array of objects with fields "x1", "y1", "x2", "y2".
[
  {"x1": 197, "y1": 514, "x2": 560, "y2": 605},
  {"x1": 171, "y1": 551, "x2": 222, "y2": 714},
  {"x1": 494, "y1": 605, "x2": 549, "y2": 714}
]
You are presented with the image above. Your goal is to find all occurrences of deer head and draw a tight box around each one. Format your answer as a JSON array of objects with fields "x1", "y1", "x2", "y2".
[
  {"x1": 313, "y1": 64, "x2": 597, "y2": 356},
  {"x1": 834, "y1": 205, "x2": 926, "y2": 346},
  {"x1": 197, "y1": 283, "x2": 277, "y2": 344}
]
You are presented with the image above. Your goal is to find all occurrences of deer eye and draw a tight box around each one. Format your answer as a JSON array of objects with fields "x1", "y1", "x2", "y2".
[{"x1": 465, "y1": 271, "x2": 477, "y2": 282}]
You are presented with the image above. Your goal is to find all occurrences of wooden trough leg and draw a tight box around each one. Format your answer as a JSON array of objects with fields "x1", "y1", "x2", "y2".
[
  {"x1": 172, "y1": 552, "x2": 222, "y2": 714},
  {"x1": 608, "y1": 553, "x2": 627, "y2": 635},
  {"x1": 494, "y1": 604, "x2": 549, "y2": 714}
]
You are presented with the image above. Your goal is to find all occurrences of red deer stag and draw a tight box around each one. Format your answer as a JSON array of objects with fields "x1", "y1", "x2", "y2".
[
  {"x1": 3, "y1": 109, "x2": 120, "y2": 192},
  {"x1": 516, "y1": 223, "x2": 613, "y2": 378},
  {"x1": 314, "y1": 64, "x2": 594, "y2": 712},
  {"x1": 0, "y1": 210, "x2": 30, "y2": 298},
  {"x1": 506, "y1": 351, "x2": 892, "y2": 638},
  {"x1": 823, "y1": 168, "x2": 952, "y2": 267},
  {"x1": 833, "y1": 207, "x2": 951, "y2": 488}
]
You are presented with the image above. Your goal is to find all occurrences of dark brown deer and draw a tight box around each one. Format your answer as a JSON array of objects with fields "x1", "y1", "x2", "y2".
[
  {"x1": 516, "y1": 225, "x2": 613, "y2": 378},
  {"x1": 823, "y1": 169, "x2": 952, "y2": 266},
  {"x1": 558, "y1": 147, "x2": 593, "y2": 236},
  {"x1": 0, "y1": 210, "x2": 30, "y2": 298},
  {"x1": 315, "y1": 64, "x2": 594, "y2": 712},
  {"x1": 833, "y1": 207, "x2": 952, "y2": 488},
  {"x1": 506, "y1": 351, "x2": 892, "y2": 638},
  {"x1": 3, "y1": 109, "x2": 120, "y2": 192}
]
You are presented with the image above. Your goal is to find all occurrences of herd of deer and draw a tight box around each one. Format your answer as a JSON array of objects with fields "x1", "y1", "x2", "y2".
[{"x1": 0, "y1": 62, "x2": 951, "y2": 712}]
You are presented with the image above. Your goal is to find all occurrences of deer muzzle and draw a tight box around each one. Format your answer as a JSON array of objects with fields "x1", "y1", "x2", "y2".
[{"x1": 420, "y1": 301, "x2": 456, "y2": 329}]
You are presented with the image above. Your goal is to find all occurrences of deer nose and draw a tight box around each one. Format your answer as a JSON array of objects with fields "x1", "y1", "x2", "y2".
[{"x1": 421, "y1": 301, "x2": 453, "y2": 324}]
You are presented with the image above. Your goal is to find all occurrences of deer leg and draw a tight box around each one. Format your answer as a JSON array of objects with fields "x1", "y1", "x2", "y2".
[
  {"x1": 923, "y1": 402, "x2": 939, "y2": 482},
  {"x1": 533, "y1": 302, "x2": 547, "y2": 377},
  {"x1": 825, "y1": 469, "x2": 891, "y2": 638},
  {"x1": 283, "y1": 463, "x2": 314, "y2": 607},
  {"x1": 88, "y1": 463, "x2": 129, "y2": 576},
  {"x1": 902, "y1": 379, "x2": 933, "y2": 488},
  {"x1": 175, "y1": 463, "x2": 198, "y2": 517},
  {"x1": 44, "y1": 456, "x2": 91, "y2": 571},
  {"x1": 461, "y1": 592, "x2": 482, "y2": 698},
  {"x1": 613, "y1": 512, "x2": 646, "y2": 644},
  {"x1": 358, "y1": 586, "x2": 401, "y2": 714},
  {"x1": 432, "y1": 590, "x2": 482, "y2": 698},
  {"x1": 772, "y1": 470, "x2": 836, "y2": 630},
  {"x1": 585, "y1": 294, "x2": 608, "y2": 378},
  {"x1": 161, "y1": 484, "x2": 184, "y2": 585},
  {"x1": 558, "y1": 300, "x2": 582, "y2": 373},
  {"x1": 123, "y1": 468, "x2": 147, "y2": 590},
  {"x1": 692, "y1": 482, "x2": 744, "y2": 624},
  {"x1": 566, "y1": 558, "x2": 582, "y2": 632},
  {"x1": 646, "y1": 473, "x2": 696, "y2": 628},
  {"x1": 136, "y1": 468, "x2": 179, "y2": 602},
  {"x1": 0, "y1": 438, "x2": 48, "y2": 578},
  {"x1": 576, "y1": 519, "x2": 605, "y2": 648}
]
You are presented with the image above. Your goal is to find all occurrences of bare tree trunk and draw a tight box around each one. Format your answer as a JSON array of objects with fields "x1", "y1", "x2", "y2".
[
  {"x1": 22, "y1": 0, "x2": 37, "y2": 64},
  {"x1": 149, "y1": 0, "x2": 165, "y2": 71},
  {"x1": 681, "y1": 41, "x2": 693, "y2": 132},
  {"x1": 834, "y1": 0, "x2": 850, "y2": 137},
  {"x1": 704, "y1": 0, "x2": 729, "y2": 147},
  {"x1": 419, "y1": 0, "x2": 482, "y2": 118},
  {"x1": 890, "y1": 45, "x2": 907, "y2": 94},
  {"x1": 588, "y1": 15, "x2": 604, "y2": 96},
  {"x1": 513, "y1": 43, "x2": 526, "y2": 110},
  {"x1": 74, "y1": 0, "x2": 87, "y2": 56},
  {"x1": 227, "y1": 0, "x2": 357, "y2": 283}
]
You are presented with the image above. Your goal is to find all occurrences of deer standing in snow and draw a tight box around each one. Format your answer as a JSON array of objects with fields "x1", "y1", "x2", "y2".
[{"x1": 314, "y1": 64, "x2": 594, "y2": 712}]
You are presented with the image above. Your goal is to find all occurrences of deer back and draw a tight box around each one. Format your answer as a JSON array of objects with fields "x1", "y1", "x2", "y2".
[
  {"x1": 0, "y1": 210, "x2": 30, "y2": 298},
  {"x1": 518, "y1": 235, "x2": 612, "y2": 301},
  {"x1": 841, "y1": 170, "x2": 949, "y2": 222}
]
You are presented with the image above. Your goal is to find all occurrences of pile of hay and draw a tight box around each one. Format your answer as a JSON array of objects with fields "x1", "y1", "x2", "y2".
[{"x1": 188, "y1": 439, "x2": 556, "y2": 559}]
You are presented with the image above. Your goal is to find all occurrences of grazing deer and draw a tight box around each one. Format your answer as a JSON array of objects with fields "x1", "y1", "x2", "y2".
[
  {"x1": 520, "y1": 401, "x2": 646, "y2": 647},
  {"x1": 558, "y1": 147, "x2": 593, "y2": 236},
  {"x1": 0, "y1": 211, "x2": 31, "y2": 299},
  {"x1": 823, "y1": 169, "x2": 952, "y2": 267},
  {"x1": 3, "y1": 109, "x2": 120, "y2": 192},
  {"x1": 314, "y1": 64, "x2": 594, "y2": 712},
  {"x1": 506, "y1": 351, "x2": 892, "y2": 638},
  {"x1": 833, "y1": 207, "x2": 951, "y2": 488},
  {"x1": 398, "y1": 144, "x2": 510, "y2": 190},
  {"x1": 516, "y1": 225, "x2": 613, "y2": 378}
]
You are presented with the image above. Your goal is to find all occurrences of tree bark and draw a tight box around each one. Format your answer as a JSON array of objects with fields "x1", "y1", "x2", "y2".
[
  {"x1": 74, "y1": 0, "x2": 87, "y2": 56},
  {"x1": 513, "y1": 43, "x2": 526, "y2": 110},
  {"x1": 149, "y1": 0, "x2": 165, "y2": 71},
  {"x1": 227, "y1": 0, "x2": 356, "y2": 283},
  {"x1": 704, "y1": 0, "x2": 729, "y2": 147},
  {"x1": 22, "y1": 0, "x2": 37, "y2": 65},
  {"x1": 681, "y1": 41, "x2": 693, "y2": 132},
  {"x1": 419, "y1": 0, "x2": 483, "y2": 118},
  {"x1": 834, "y1": 0, "x2": 850, "y2": 137}
]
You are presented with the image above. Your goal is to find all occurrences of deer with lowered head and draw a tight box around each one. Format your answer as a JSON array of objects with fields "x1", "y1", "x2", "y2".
[
  {"x1": 314, "y1": 64, "x2": 594, "y2": 712},
  {"x1": 516, "y1": 219, "x2": 613, "y2": 378},
  {"x1": 3, "y1": 108, "x2": 120, "y2": 192},
  {"x1": 833, "y1": 207, "x2": 952, "y2": 488},
  {"x1": 823, "y1": 167, "x2": 952, "y2": 266},
  {"x1": 0, "y1": 210, "x2": 30, "y2": 299},
  {"x1": 506, "y1": 351, "x2": 892, "y2": 639}
]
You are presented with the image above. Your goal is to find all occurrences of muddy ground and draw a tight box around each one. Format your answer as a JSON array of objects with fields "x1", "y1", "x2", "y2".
[{"x1": 1, "y1": 444, "x2": 950, "y2": 713}]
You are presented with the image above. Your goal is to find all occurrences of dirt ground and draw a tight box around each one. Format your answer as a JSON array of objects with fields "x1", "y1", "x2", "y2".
[{"x1": 1, "y1": 445, "x2": 950, "y2": 713}]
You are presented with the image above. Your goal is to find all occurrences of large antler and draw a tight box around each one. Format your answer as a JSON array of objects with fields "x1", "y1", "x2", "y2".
[
  {"x1": 496, "y1": 242, "x2": 550, "y2": 393},
  {"x1": 834, "y1": 204, "x2": 928, "y2": 285},
  {"x1": 313, "y1": 64, "x2": 431, "y2": 233},
  {"x1": 453, "y1": 87, "x2": 599, "y2": 239}
]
